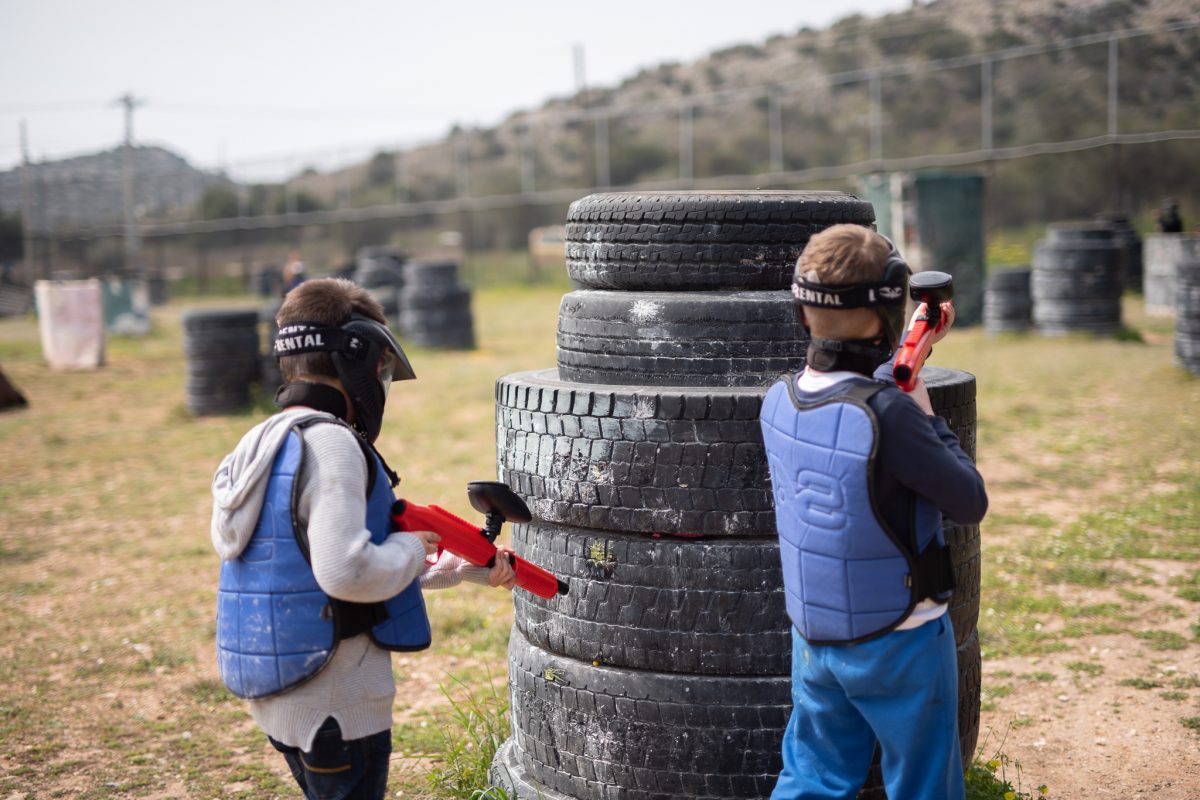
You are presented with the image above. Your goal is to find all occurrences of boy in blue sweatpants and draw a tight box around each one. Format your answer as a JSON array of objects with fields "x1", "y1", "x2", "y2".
[{"x1": 760, "y1": 224, "x2": 988, "y2": 799}]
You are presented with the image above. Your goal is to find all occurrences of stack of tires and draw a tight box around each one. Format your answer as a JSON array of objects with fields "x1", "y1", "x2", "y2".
[
  {"x1": 489, "y1": 192, "x2": 983, "y2": 800},
  {"x1": 182, "y1": 309, "x2": 261, "y2": 415},
  {"x1": 1176, "y1": 261, "x2": 1200, "y2": 377},
  {"x1": 983, "y1": 267, "x2": 1032, "y2": 334},
  {"x1": 1032, "y1": 222, "x2": 1124, "y2": 336},
  {"x1": 1144, "y1": 234, "x2": 1200, "y2": 316},
  {"x1": 399, "y1": 259, "x2": 475, "y2": 349},
  {"x1": 1094, "y1": 213, "x2": 1143, "y2": 292},
  {"x1": 354, "y1": 246, "x2": 407, "y2": 318}
]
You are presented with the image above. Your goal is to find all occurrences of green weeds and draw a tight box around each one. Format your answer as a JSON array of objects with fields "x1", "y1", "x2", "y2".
[
  {"x1": 966, "y1": 730, "x2": 1050, "y2": 799},
  {"x1": 425, "y1": 674, "x2": 512, "y2": 799}
]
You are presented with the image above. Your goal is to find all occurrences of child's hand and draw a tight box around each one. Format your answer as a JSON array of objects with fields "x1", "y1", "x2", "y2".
[
  {"x1": 909, "y1": 301, "x2": 956, "y2": 344},
  {"x1": 489, "y1": 548, "x2": 517, "y2": 590},
  {"x1": 908, "y1": 377, "x2": 935, "y2": 415},
  {"x1": 407, "y1": 530, "x2": 441, "y2": 558}
]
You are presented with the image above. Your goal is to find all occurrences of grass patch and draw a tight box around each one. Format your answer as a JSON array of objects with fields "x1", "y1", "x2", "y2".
[
  {"x1": 967, "y1": 728, "x2": 1050, "y2": 800},
  {"x1": 1119, "y1": 678, "x2": 1162, "y2": 690},
  {"x1": 1171, "y1": 570, "x2": 1200, "y2": 602},
  {"x1": 425, "y1": 674, "x2": 511, "y2": 799},
  {"x1": 1066, "y1": 661, "x2": 1103, "y2": 677},
  {"x1": 1135, "y1": 630, "x2": 1191, "y2": 651}
]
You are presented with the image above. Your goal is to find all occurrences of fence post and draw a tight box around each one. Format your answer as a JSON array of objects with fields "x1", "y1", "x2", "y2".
[
  {"x1": 455, "y1": 131, "x2": 471, "y2": 198},
  {"x1": 1108, "y1": 35, "x2": 1119, "y2": 137},
  {"x1": 519, "y1": 123, "x2": 536, "y2": 194},
  {"x1": 869, "y1": 69, "x2": 883, "y2": 163},
  {"x1": 768, "y1": 85, "x2": 784, "y2": 175},
  {"x1": 393, "y1": 150, "x2": 406, "y2": 204},
  {"x1": 679, "y1": 102, "x2": 694, "y2": 183},
  {"x1": 594, "y1": 111, "x2": 610, "y2": 188},
  {"x1": 981, "y1": 57, "x2": 994, "y2": 152}
]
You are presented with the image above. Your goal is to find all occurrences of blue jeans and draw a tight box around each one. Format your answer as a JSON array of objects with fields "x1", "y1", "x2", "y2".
[
  {"x1": 269, "y1": 717, "x2": 391, "y2": 800},
  {"x1": 770, "y1": 615, "x2": 964, "y2": 800}
]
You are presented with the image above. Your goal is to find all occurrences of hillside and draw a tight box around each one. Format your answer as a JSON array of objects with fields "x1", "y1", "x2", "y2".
[
  {"x1": 294, "y1": 0, "x2": 1198, "y2": 228},
  {"x1": 0, "y1": 145, "x2": 225, "y2": 230}
]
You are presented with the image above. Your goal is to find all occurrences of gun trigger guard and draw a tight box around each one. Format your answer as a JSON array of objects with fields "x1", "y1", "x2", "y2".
[{"x1": 426, "y1": 546, "x2": 443, "y2": 566}]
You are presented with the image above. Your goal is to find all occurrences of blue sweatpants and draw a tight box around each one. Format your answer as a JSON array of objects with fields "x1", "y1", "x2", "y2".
[{"x1": 770, "y1": 614, "x2": 964, "y2": 800}]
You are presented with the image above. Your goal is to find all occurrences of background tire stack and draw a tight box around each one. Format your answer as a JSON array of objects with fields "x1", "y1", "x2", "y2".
[
  {"x1": 354, "y1": 246, "x2": 407, "y2": 318},
  {"x1": 1031, "y1": 222, "x2": 1124, "y2": 336},
  {"x1": 1143, "y1": 234, "x2": 1200, "y2": 316},
  {"x1": 182, "y1": 309, "x2": 261, "y2": 415},
  {"x1": 399, "y1": 258, "x2": 475, "y2": 349},
  {"x1": 490, "y1": 191, "x2": 983, "y2": 800},
  {"x1": 1175, "y1": 260, "x2": 1200, "y2": 376},
  {"x1": 983, "y1": 267, "x2": 1032, "y2": 334},
  {"x1": 1093, "y1": 213, "x2": 1143, "y2": 292}
]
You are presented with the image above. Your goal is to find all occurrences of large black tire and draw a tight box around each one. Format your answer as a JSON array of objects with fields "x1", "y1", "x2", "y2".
[
  {"x1": 398, "y1": 284, "x2": 472, "y2": 311},
  {"x1": 0, "y1": 365, "x2": 27, "y2": 411},
  {"x1": 182, "y1": 309, "x2": 261, "y2": 415},
  {"x1": 511, "y1": 517, "x2": 977, "y2": 675},
  {"x1": 557, "y1": 290, "x2": 807, "y2": 388},
  {"x1": 0, "y1": 284, "x2": 34, "y2": 318},
  {"x1": 512, "y1": 523, "x2": 788, "y2": 675},
  {"x1": 983, "y1": 268, "x2": 1031, "y2": 334},
  {"x1": 565, "y1": 191, "x2": 875, "y2": 291},
  {"x1": 403, "y1": 258, "x2": 461, "y2": 290},
  {"x1": 1175, "y1": 260, "x2": 1200, "y2": 376},
  {"x1": 1094, "y1": 213, "x2": 1144, "y2": 292},
  {"x1": 500, "y1": 624, "x2": 981, "y2": 800},
  {"x1": 508, "y1": 628, "x2": 789, "y2": 800},
  {"x1": 496, "y1": 369, "x2": 775, "y2": 537}
]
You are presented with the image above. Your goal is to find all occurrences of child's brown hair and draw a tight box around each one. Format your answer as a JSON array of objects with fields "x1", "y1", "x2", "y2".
[
  {"x1": 275, "y1": 277, "x2": 386, "y2": 382},
  {"x1": 795, "y1": 225, "x2": 893, "y2": 341},
  {"x1": 796, "y1": 224, "x2": 891, "y2": 285}
]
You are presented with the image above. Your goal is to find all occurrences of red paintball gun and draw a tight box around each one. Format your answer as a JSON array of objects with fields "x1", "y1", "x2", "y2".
[
  {"x1": 391, "y1": 480, "x2": 568, "y2": 600},
  {"x1": 892, "y1": 270, "x2": 954, "y2": 393}
]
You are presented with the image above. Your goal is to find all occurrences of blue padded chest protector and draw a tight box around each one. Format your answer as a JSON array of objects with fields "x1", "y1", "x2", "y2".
[
  {"x1": 761, "y1": 376, "x2": 943, "y2": 644},
  {"x1": 217, "y1": 424, "x2": 431, "y2": 699}
]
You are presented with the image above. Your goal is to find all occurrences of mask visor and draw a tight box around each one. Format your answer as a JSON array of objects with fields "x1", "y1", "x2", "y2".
[{"x1": 378, "y1": 350, "x2": 399, "y2": 398}]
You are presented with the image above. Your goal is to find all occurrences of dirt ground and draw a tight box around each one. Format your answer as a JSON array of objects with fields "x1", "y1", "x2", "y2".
[{"x1": 973, "y1": 457, "x2": 1200, "y2": 798}]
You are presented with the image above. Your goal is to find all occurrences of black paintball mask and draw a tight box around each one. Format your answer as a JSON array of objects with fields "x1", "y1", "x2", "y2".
[
  {"x1": 273, "y1": 314, "x2": 416, "y2": 443},
  {"x1": 791, "y1": 235, "x2": 910, "y2": 375}
]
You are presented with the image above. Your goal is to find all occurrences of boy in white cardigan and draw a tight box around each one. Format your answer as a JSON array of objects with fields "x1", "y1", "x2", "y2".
[{"x1": 211, "y1": 277, "x2": 513, "y2": 799}]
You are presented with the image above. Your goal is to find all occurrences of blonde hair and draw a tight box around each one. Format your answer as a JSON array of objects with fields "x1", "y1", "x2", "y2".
[{"x1": 795, "y1": 225, "x2": 892, "y2": 340}]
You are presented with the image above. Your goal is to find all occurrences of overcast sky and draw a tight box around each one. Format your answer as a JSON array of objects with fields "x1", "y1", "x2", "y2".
[{"x1": 1, "y1": 0, "x2": 910, "y2": 181}]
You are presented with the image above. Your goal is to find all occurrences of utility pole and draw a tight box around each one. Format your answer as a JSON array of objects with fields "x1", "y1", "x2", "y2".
[
  {"x1": 115, "y1": 92, "x2": 145, "y2": 276},
  {"x1": 18, "y1": 121, "x2": 36, "y2": 284},
  {"x1": 574, "y1": 43, "x2": 592, "y2": 188}
]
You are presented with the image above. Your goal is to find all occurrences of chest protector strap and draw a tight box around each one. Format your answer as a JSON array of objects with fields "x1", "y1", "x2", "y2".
[{"x1": 292, "y1": 419, "x2": 384, "y2": 641}]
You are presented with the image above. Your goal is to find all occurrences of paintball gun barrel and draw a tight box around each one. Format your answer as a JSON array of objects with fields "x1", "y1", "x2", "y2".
[
  {"x1": 892, "y1": 270, "x2": 954, "y2": 393},
  {"x1": 391, "y1": 481, "x2": 568, "y2": 599}
]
